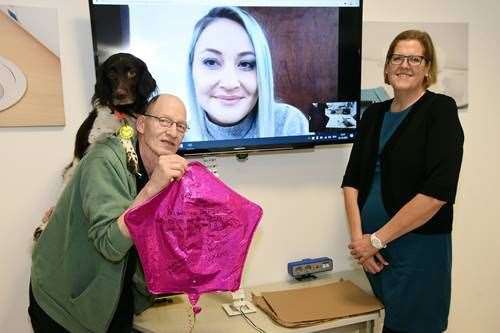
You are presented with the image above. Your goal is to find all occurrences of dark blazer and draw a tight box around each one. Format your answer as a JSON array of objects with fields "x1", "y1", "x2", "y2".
[{"x1": 342, "y1": 90, "x2": 464, "y2": 234}]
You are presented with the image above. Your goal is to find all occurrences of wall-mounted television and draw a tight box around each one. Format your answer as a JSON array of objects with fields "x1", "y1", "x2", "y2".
[{"x1": 88, "y1": 0, "x2": 362, "y2": 155}]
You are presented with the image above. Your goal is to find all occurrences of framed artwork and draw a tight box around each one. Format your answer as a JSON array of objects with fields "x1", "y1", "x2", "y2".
[{"x1": 0, "y1": 5, "x2": 64, "y2": 127}]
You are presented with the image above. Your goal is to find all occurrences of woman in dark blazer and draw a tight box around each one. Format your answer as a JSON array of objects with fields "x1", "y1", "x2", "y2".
[{"x1": 342, "y1": 30, "x2": 464, "y2": 333}]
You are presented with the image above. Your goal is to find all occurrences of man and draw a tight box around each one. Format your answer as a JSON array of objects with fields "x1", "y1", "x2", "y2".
[{"x1": 29, "y1": 94, "x2": 189, "y2": 333}]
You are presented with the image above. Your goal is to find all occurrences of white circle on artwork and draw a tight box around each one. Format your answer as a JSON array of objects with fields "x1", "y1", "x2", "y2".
[{"x1": 0, "y1": 55, "x2": 27, "y2": 112}]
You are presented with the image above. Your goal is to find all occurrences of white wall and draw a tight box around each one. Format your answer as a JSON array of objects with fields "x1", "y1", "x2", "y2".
[{"x1": 0, "y1": 0, "x2": 498, "y2": 332}]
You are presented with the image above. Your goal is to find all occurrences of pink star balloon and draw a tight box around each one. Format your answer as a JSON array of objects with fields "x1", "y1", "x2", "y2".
[{"x1": 124, "y1": 162, "x2": 262, "y2": 312}]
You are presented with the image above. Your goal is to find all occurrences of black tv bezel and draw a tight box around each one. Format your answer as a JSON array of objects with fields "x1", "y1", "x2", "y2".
[{"x1": 87, "y1": 1, "x2": 363, "y2": 157}]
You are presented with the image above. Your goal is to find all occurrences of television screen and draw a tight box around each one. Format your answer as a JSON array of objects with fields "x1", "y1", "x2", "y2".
[{"x1": 88, "y1": 0, "x2": 362, "y2": 155}]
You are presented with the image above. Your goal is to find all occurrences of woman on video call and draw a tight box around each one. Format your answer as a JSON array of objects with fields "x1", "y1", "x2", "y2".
[
  {"x1": 342, "y1": 30, "x2": 463, "y2": 333},
  {"x1": 183, "y1": 6, "x2": 310, "y2": 142}
]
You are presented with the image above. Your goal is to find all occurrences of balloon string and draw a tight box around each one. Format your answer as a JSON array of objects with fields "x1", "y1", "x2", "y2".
[{"x1": 186, "y1": 304, "x2": 196, "y2": 333}]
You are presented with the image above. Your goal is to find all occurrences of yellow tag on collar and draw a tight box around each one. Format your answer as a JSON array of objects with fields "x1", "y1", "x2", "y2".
[{"x1": 117, "y1": 123, "x2": 135, "y2": 140}]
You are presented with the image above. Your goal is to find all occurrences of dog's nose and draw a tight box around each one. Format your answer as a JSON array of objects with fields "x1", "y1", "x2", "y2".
[{"x1": 114, "y1": 89, "x2": 128, "y2": 100}]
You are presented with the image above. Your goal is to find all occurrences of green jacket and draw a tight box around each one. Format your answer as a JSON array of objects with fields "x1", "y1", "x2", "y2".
[{"x1": 31, "y1": 136, "x2": 152, "y2": 333}]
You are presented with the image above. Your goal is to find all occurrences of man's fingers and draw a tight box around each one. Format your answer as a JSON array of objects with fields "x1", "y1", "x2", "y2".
[{"x1": 171, "y1": 169, "x2": 185, "y2": 180}]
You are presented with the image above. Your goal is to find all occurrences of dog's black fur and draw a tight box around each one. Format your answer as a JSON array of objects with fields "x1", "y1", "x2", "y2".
[{"x1": 72, "y1": 52, "x2": 158, "y2": 161}]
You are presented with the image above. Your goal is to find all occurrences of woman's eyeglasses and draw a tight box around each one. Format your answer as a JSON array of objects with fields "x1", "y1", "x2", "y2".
[
  {"x1": 144, "y1": 114, "x2": 189, "y2": 133},
  {"x1": 389, "y1": 54, "x2": 427, "y2": 66}
]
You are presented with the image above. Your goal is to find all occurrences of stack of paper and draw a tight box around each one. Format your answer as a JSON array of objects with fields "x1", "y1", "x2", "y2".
[{"x1": 252, "y1": 280, "x2": 383, "y2": 328}]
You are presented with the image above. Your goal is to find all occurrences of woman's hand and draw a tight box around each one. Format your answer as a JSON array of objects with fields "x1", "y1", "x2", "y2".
[
  {"x1": 348, "y1": 234, "x2": 379, "y2": 263},
  {"x1": 361, "y1": 253, "x2": 389, "y2": 274}
]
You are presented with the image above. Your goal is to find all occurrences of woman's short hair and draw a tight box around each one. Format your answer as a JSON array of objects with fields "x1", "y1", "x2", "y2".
[
  {"x1": 384, "y1": 30, "x2": 438, "y2": 88},
  {"x1": 186, "y1": 6, "x2": 276, "y2": 141}
]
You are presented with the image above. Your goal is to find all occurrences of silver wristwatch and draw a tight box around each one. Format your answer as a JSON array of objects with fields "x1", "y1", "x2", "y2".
[{"x1": 370, "y1": 233, "x2": 387, "y2": 249}]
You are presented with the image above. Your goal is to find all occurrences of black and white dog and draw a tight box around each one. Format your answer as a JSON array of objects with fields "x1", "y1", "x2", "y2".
[
  {"x1": 63, "y1": 52, "x2": 158, "y2": 182},
  {"x1": 34, "y1": 53, "x2": 157, "y2": 241}
]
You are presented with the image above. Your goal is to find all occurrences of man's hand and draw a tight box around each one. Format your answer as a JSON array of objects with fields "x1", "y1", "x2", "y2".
[
  {"x1": 148, "y1": 154, "x2": 188, "y2": 194},
  {"x1": 118, "y1": 155, "x2": 188, "y2": 239}
]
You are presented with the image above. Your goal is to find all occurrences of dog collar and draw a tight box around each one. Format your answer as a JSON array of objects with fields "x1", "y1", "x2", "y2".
[{"x1": 113, "y1": 110, "x2": 127, "y2": 121}]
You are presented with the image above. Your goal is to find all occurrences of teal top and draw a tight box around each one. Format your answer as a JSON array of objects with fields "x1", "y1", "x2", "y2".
[
  {"x1": 31, "y1": 136, "x2": 152, "y2": 333},
  {"x1": 361, "y1": 107, "x2": 411, "y2": 232}
]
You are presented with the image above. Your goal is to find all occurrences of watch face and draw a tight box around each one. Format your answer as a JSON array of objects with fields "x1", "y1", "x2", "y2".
[{"x1": 371, "y1": 234, "x2": 383, "y2": 249}]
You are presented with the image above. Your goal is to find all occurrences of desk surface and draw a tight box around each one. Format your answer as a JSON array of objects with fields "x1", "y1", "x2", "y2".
[{"x1": 134, "y1": 269, "x2": 383, "y2": 333}]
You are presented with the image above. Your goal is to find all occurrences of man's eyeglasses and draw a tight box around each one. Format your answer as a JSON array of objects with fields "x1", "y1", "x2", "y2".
[
  {"x1": 389, "y1": 54, "x2": 427, "y2": 66},
  {"x1": 143, "y1": 114, "x2": 189, "y2": 133}
]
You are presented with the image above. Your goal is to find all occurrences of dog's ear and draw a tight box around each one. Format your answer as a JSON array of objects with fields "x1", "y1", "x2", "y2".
[
  {"x1": 137, "y1": 62, "x2": 158, "y2": 103},
  {"x1": 92, "y1": 58, "x2": 113, "y2": 106}
]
